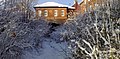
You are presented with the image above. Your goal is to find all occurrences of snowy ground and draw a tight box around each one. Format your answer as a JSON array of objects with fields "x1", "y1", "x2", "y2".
[{"x1": 23, "y1": 38, "x2": 70, "y2": 59}]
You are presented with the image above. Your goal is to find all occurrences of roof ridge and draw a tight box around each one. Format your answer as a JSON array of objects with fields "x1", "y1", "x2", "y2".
[{"x1": 34, "y1": 2, "x2": 75, "y2": 9}]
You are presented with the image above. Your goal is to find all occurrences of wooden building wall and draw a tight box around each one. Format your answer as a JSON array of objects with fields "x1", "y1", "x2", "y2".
[
  {"x1": 79, "y1": 0, "x2": 108, "y2": 14},
  {"x1": 79, "y1": 1, "x2": 86, "y2": 14},
  {"x1": 35, "y1": 7, "x2": 68, "y2": 23}
]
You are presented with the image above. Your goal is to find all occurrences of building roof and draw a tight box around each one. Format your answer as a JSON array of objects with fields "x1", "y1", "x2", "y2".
[
  {"x1": 34, "y1": 2, "x2": 75, "y2": 9},
  {"x1": 79, "y1": 0, "x2": 84, "y2": 5}
]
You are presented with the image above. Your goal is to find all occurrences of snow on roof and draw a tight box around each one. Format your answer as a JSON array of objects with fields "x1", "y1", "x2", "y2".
[{"x1": 34, "y1": 2, "x2": 75, "y2": 9}]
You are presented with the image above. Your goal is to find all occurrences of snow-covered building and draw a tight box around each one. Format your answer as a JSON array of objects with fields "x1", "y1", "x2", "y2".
[
  {"x1": 34, "y1": 2, "x2": 75, "y2": 23},
  {"x1": 78, "y1": 0, "x2": 108, "y2": 14}
]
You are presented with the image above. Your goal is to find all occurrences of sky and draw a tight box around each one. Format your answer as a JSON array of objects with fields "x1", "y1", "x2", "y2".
[{"x1": 37, "y1": 0, "x2": 82, "y2": 6}]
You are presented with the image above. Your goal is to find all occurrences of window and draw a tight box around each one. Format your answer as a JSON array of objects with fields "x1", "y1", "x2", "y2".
[
  {"x1": 61, "y1": 10, "x2": 64, "y2": 16},
  {"x1": 54, "y1": 10, "x2": 58, "y2": 17},
  {"x1": 38, "y1": 10, "x2": 42, "y2": 16},
  {"x1": 85, "y1": 0, "x2": 86, "y2": 4},
  {"x1": 90, "y1": 5, "x2": 92, "y2": 8},
  {"x1": 90, "y1": 5, "x2": 92, "y2": 10},
  {"x1": 95, "y1": 4, "x2": 98, "y2": 6},
  {"x1": 85, "y1": 9, "x2": 86, "y2": 12},
  {"x1": 44, "y1": 10, "x2": 48, "y2": 17}
]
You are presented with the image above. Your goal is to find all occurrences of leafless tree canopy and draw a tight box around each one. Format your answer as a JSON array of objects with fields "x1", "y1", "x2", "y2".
[
  {"x1": 59, "y1": 0, "x2": 120, "y2": 59},
  {"x1": 0, "y1": 0, "x2": 52, "y2": 59}
]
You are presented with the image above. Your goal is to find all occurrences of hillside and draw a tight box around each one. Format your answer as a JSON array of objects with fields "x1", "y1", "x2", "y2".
[{"x1": 0, "y1": 0, "x2": 120, "y2": 59}]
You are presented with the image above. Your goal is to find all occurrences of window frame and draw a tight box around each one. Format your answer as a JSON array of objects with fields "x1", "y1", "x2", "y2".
[
  {"x1": 38, "y1": 10, "x2": 42, "y2": 16},
  {"x1": 61, "y1": 10, "x2": 65, "y2": 17},
  {"x1": 54, "y1": 10, "x2": 58, "y2": 17},
  {"x1": 44, "y1": 10, "x2": 48, "y2": 17}
]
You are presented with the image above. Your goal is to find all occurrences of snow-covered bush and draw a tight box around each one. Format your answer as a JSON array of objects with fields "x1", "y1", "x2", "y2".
[
  {"x1": 59, "y1": 0, "x2": 120, "y2": 59},
  {"x1": 0, "y1": 0, "x2": 51, "y2": 59},
  {"x1": 0, "y1": 11, "x2": 51, "y2": 59}
]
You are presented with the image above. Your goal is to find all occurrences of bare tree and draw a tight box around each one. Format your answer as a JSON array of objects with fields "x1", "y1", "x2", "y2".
[
  {"x1": 0, "y1": 0, "x2": 52, "y2": 59},
  {"x1": 59, "y1": 0, "x2": 120, "y2": 59}
]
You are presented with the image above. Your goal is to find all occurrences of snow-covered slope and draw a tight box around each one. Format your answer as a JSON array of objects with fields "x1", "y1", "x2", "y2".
[{"x1": 23, "y1": 38, "x2": 70, "y2": 59}]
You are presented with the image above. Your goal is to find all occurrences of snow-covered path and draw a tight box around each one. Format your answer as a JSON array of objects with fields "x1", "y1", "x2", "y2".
[{"x1": 23, "y1": 38, "x2": 70, "y2": 59}]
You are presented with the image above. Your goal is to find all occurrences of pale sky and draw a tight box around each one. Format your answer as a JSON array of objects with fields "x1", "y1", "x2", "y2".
[{"x1": 37, "y1": 0, "x2": 82, "y2": 6}]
